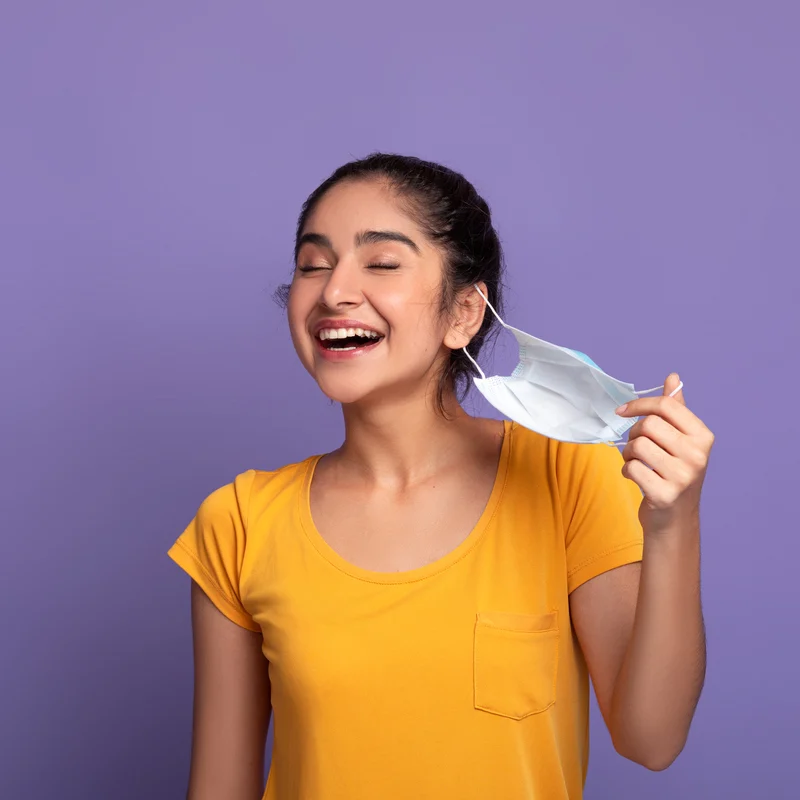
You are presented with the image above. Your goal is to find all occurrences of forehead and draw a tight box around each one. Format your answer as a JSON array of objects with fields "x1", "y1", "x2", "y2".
[{"x1": 303, "y1": 179, "x2": 420, "y2": 241}]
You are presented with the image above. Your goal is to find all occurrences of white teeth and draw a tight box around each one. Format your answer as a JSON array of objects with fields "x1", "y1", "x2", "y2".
[{"x1": 318, "y1": 327, "x2": 382, "y2": 341}]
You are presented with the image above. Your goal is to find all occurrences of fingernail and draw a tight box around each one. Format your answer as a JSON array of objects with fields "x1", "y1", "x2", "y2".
[{"x1": 616, "y1": 404, "x2": 628, "y2": 414}]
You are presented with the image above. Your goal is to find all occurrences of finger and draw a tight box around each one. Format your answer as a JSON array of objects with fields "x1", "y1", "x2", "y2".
[
  {"x1": 663, "y1": 372, "x2": 686, "y2": 406},
  {"x1": 616, "y1": 395, "x2": 703, "y2": 437},
  {"x1": 621, "y1": 457, "x2": 666, "y2": 497},
  {"x1": 625, "y1": 413, "x2": 684, "y2": 457},
  {"x1": 621, "y1": 433, "x2": 680, "y2": 480}
]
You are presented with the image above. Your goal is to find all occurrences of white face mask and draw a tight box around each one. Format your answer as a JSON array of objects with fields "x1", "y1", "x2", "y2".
[{"x1": 462, "y1": 287, "x2": 683, "y2": 446}]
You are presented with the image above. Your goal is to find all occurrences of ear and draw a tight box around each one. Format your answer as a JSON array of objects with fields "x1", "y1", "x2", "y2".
[{"x1": 443, "y1": 282, "x2": 488, "y2": 350}]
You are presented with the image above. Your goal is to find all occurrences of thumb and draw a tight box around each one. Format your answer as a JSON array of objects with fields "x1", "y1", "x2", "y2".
[{"x1": 664, "y1": 372, "x2": 685, "y2": 405}]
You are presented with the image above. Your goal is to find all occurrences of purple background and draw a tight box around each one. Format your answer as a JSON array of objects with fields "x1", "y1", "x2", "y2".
[{"x1": 2, "y1": 2, "x2": 798, "y2": 798}]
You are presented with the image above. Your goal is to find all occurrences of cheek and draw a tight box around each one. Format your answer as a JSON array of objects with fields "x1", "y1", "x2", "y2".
[
  {"x1": 383, "y1": 299, "x2": 447, "y2": 353},
  {"x1": 286, "y1": 287, "x2": 313, "y2": 354},
  {"x1": 287, "y1": 276, "x2": 311, "y2": 320}
]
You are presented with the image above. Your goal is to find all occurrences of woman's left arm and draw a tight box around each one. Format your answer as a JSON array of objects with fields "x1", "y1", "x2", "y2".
[{"x1": 570, "y1": 373, "x2": 714, "y2": 771}]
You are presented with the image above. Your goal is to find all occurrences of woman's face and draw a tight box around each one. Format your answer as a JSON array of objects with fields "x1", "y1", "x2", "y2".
[{"x1": 287, "y1": 179, "x2": 454, "y2": 407}]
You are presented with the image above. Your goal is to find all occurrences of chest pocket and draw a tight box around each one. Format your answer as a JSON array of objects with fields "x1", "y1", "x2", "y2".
[{"x1": 473, "y1": 610, "x2": 559, "y2": 720}]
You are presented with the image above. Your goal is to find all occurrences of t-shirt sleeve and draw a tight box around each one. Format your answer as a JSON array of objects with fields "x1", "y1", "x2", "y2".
[
  {"x1": 555, "y1": 441, "x2": 644, "y2": 594},
  {"x1": 167, "y1": 470, "x2": 261, "y2": 632}
]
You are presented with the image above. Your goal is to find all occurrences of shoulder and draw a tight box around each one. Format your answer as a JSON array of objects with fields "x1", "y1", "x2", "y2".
[
  {"x1": 505, "y1": 422, "x2": 634, "y2": 511},
  {"x1": 508, "y1": 421, "x2": 623, "y2": 474},
  {"x1": 195, "y1": 455, "x2": 317, "y2": 525},
  {"x1": 244, "y1": 454, "x2": 322, "y2": 528},
  {"x1": 194, "y1": 469, "x2": 259, "y2": 522},
  {"x1": 505, "y1": 421, "x2": 557, "y2": 480},
  {"x1": 507, "y1": 420, "x2": 551, "y2": 458}
]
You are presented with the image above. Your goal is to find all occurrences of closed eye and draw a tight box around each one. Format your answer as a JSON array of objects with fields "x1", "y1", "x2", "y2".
[{"x1": 297, "y1": 263, "x2": 398, "y2": 273}]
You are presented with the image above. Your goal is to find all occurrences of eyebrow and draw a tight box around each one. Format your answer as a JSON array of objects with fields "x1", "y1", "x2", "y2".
[
  {"x1": 296, "y1": 229, "x2": 421, "y2": 257},
  {"x1": 356, "y1": 229, "x2": 421, "y2": 255}
]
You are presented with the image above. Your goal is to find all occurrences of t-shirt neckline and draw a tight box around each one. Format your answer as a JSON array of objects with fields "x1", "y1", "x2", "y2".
[{"x1": 298, "y1": 420, "x2": 513, "y2": 584}]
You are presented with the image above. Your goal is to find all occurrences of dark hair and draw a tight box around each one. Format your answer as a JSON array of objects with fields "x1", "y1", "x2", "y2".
[{"x1": 275, "y1": 153, "x2": 506, "y2": 416}]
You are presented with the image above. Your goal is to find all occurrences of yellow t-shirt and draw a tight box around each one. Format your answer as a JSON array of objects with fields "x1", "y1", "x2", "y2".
[{"x1": 168, "y1": 420, "x2": 643, "y2": 800}]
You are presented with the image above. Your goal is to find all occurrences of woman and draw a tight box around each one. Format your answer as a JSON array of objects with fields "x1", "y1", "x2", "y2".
[{"x1": 168, "y1": 154, "x2": 713, "y2": 799}]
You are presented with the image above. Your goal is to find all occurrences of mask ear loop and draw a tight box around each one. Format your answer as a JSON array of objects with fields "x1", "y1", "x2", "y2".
[
  {"x1": 461, "y1": 285, "x2": 503, "y2": 380},
  {"x1": 462, "y1": 346, "x2": 486, "y2": 380},
  {"x1": 608, "y1": 381, "x2": 684, "y2": 448},
  {"x1": 473, "y1": 285, "x2": 506, "y2": 327}
]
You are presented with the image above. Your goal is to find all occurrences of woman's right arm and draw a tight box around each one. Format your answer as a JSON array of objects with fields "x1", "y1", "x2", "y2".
[{"x1": 187, "y1": 579, "x2": 272, "y2": 800}]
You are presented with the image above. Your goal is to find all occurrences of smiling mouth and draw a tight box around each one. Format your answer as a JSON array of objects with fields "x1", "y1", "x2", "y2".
[{"x1": 317, "y1": 328, "x2": 385, "y2": 352}]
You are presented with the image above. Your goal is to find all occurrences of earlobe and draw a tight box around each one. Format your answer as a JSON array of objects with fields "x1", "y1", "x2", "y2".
[
  {"x1": 443, "y1": 311, "x2": 467, "y2": 348},
  {"x1": 443, "y1": 284, "x2": 487, "y2": 350},
  {"x1": 443, "y1": 325, "x2": 471, "y2": 350}
]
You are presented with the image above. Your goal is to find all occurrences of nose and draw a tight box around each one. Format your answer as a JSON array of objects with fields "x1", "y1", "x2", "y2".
[{"x1": 319, "y1": 260, "x2": 364, "y2": 311}]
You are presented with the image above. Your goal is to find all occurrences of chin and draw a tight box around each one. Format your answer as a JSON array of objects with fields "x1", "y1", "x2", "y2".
[{"x1": 313, "y1": 374, "x2": 380, "y2": 406}]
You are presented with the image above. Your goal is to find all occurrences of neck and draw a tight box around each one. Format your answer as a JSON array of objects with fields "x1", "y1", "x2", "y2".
[{"x1": 335, "y1": 386, "x2": 475, "y2": 490}]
